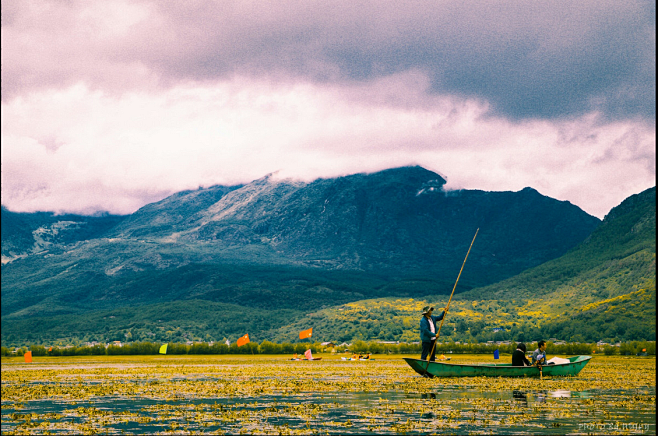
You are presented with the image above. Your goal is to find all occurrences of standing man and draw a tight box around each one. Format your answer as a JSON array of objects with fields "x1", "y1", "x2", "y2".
[
  {"x1": 532, "y1": 340, "x2": 548, "y2": 366},
  {"x1": 420, "y1": 305, "x2": 446, "y2": 361}
]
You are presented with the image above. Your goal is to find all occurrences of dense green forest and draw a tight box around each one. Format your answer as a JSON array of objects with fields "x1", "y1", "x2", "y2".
[{"x1": 1, "y1": 279, "x2": 654, "y2": 348}]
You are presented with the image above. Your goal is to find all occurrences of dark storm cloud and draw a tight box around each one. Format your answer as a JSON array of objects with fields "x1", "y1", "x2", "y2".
[
  {"x1": 2, "y1": 1, "x2": 654, "y2": 121},
  {"x1": 130, "y1": 1, "x2": 658, "y2": 120}
]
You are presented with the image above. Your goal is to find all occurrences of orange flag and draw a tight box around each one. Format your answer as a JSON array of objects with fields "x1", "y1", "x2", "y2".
[
  {"x1": 304, "y1": 349, "x2": 313, "y2": 360},
  {"x1": 299, "y1": 328, "x2": 313, "y2": 340},
  {"x1": 642, "y1": 348, "x2": 646, "y2": 352},
  {"x1": 24, "y1": 351, "x2": 33, "y2": 363},
  {"x1": 237, "y1": 334, "x2": 250, "y2": 347},
  {"x1": 48, "y1": 347, "x2": 53, "y2": 352}
]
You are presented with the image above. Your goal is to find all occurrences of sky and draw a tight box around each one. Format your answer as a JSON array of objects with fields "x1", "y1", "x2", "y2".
[{"x1": 1, "y1": 1, "x2": 655, "y2": 219}]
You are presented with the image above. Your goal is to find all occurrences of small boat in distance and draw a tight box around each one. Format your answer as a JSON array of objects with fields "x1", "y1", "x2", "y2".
[{"x1": 404, "y1": 355, "x2": 592, "y2": 377}]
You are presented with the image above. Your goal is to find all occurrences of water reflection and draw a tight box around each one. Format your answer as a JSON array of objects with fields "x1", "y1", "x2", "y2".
[
  {"x1": 510, "y1": 389, "x2": 571, "y2": 405},
  {"x1": 512, "y1": 390, "x2": 528, "y2": 406},
  {"x1": 418, "y1": 388, "x2": 571, "y2": 406},
  {"x1": 418, "y1": 388, "x2": 580, "y2": 410},
  {"x1": 3, "y1": 387, "x2": 654, "y2": 435}
]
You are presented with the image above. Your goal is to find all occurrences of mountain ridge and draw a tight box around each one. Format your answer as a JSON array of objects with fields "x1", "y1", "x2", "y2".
[
  {"x1": 2, "y1": 166, "x2": 600, "y2": 276},
  {"x1": 266, "y1": 186, "x2": 655, "y2": 343},
  {"x1": 459, "y1": 186, "x2": 656, "y2": 301},
  {"x1": 1, "y1": 166, "x2": 622, "y2": 346}
]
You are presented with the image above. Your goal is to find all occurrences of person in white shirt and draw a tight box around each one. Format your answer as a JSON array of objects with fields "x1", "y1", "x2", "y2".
[{"x1": 532, "y1": 340, "x2": 548, "y2": 366}]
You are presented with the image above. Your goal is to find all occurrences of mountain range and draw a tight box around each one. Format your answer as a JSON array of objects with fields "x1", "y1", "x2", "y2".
[
  {"x1": 238, "y1": 185, "x2": 655, "y2": 344},
  {"x1": 1, "y1": 166, "x2": 653, "y2": 346}
]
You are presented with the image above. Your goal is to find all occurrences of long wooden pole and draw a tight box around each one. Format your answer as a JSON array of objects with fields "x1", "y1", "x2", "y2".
[{"x1": 424, "y1": 228, "x2": 479, "y2": 373}]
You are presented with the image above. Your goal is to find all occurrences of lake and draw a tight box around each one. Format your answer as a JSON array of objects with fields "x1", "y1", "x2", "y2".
[{"x1": 1, "y1": 354, "x2": 655, "y2": 434}]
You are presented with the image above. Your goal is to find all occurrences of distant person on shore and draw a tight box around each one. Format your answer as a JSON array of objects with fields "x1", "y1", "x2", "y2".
[
  {"x1": 512, "y1": 343, "x2": 531, "y2": 366},
  {"x1": 532, "y1": 341, "x2": 548, "y2": 366},
  {"x1": 420, "y1": 305, "x2": 446, "y2": 361}
]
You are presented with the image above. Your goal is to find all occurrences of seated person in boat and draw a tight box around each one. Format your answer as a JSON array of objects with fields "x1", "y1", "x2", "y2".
[
  {"x1": 420, "y1": 305, "x2": 447, "y2": 361},
  {"x1": 364, "y1": 353, "x2": 371, "y2": 360},
  {"x1": 532, "y1": 340, "x2": 548, "y2": 366},
  {"x1": 512, "y1": 343, "x2": 531, "y2": 366}
]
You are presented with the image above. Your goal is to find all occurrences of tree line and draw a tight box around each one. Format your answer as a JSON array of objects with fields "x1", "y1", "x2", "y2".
[{"x1": 2, "y1": 340, "x2": 654, "y2": 357}]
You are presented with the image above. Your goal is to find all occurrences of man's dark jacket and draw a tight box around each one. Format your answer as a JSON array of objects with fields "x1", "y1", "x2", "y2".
[{"x1": 419, "y1": 311, "x2": 446, "y2": 342}]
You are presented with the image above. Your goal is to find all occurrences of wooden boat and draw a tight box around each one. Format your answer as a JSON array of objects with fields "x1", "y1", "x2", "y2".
[{"x1": 403, "y1": 355, "x2": 592, "y2": 377}]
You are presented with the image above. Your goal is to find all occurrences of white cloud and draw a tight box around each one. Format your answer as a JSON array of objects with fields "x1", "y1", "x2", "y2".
[
  {"x1": 1, "y1": 76, "x2": 654, "y2": 218},
  {"x1": 2, "y1": 1, "x2": 654, "y2": 120}
]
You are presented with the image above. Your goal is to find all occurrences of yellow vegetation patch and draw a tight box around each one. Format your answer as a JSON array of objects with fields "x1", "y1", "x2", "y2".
[
  {"x1": 579, "y1": 289, "x2": 646, "y2": 313},
  {"x1": 516, "y1": 311, "x2": 550, "y2": 318}
]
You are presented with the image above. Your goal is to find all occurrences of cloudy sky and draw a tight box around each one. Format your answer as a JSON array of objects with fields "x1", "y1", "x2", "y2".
[{"x1": 1, "y1": 1, "x2": 655, "y2": 219}]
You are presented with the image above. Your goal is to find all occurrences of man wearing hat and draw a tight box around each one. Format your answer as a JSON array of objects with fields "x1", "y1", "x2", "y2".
[{"x1": 420, "y1": 305, "x2": 446, "y2": 362}]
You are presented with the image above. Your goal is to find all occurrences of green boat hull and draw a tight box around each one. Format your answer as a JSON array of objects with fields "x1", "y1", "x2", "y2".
[{"x1": 404, "y1": 355, "x2": 592, "y2": 377}]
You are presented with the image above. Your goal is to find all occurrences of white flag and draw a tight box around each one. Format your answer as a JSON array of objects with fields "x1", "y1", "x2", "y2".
[{"x1": 225, "y1": 339, "x2": 230, "y2": 346}]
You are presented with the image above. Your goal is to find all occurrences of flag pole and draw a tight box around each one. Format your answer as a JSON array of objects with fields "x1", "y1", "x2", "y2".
[{"x1": 424, "y1": 228, "x2": 479, "y2": 375}]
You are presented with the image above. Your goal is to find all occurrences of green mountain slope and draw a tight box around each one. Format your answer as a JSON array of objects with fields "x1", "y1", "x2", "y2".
[
  {"x1": 0, "y1": 300, "x2": 303, "y2": 346},
  {"x1": 1, "y1": 207, "x2": 124, "y2": 262},
  {"x1": 246, "y1": 186, "x2": 656, "y2": 344},
  {"x1": 109, "y1": 184, "x2": 241, "y2": 238},
  {"x1": 289, "y1": 186, "x2": 655, "y2": 344},
  {"x1": 5, "y1": 172, "x2": 651, "y2": 348},
  {"x1": 2, "y1": 183, "x2": 652, "y2": 346},
  {"x1": 266, "y1": 279, "x2": 655, "y2": 344},
  {"x1": 1, "y1": 166, "x2": 600, "y2": 322},
  {"x1": 458, "y1": 186, "x2": 655, "y2": 308}
]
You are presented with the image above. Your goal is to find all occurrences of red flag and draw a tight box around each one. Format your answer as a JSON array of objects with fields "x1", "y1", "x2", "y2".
[
  {"x1": 24, "y1": 351, "x2": 33, "y2": 363},
  {"x1": 237, "y1": 334, "x2": 250, "y2": 347},
  {"x1": 299, "y1": 328, "x2": 313, "y2": 340},
  {"x1": 304, "y1": 349, "x2": 313, "y2": 360}
]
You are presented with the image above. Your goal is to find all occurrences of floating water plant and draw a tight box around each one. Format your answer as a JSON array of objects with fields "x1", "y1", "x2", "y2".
[{"x1": 1, "y1": 354, "x2": 655, "y2": 435}]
